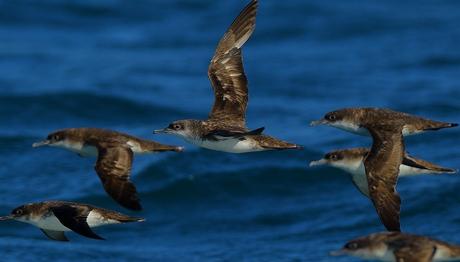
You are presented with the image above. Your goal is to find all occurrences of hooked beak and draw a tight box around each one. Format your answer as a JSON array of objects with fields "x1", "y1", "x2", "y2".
[
  {"x1": 153, "y1": 128, "x2": 172, "y2": 134},
  {"x1": 310, "y1": 119, "x2": 329, "y2": 126},
  {"x1": 0, "y1": 215, "x2": 14, "y2": 221},
  {"x1": 329, "y1": 249, "x2": 348, "y2": 256},
  {"x1": 32, "y1": 140, "x2": 51, "y2": 147},
  {"x1": 310, "y1": 119, "x2": 328, "y2": 126},
  {"x1": 309, "y1": 159, "x2": 328, "y2": 167}
]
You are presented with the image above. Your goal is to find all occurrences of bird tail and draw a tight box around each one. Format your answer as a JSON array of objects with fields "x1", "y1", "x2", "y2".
[{"x1": 423, "y1": 122, "x2": 458, "y2": 131}]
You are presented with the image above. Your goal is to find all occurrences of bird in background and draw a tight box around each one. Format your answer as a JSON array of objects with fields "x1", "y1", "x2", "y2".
[
  {"x1": 0, "y1": 201, "x2": 144, "y2": 241},
  {"x1": 331, "y1": 231, "x2": 460, "y2": 262},
  {"x1": 33, "y1": 128, "x2": 183, "y2": 211},
  {"x1": 154, "y1": 0, "x2": 302, "y2": 153}
]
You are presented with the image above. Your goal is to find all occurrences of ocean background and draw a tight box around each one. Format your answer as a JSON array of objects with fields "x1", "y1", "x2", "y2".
[{"x1": 0, "y1": 0, "x2": 459, "y2": 261}]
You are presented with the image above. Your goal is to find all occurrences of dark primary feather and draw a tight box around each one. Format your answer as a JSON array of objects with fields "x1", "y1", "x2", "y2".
[
  {"x1": 51, "y1": 204, "x2": 104, "y2": 240},
  {"x1": 365, "y1": 125, "x2": 404, "y2": 232},
  {"x1": 94, "y1": 143, "x2": 142, "y2": 211},
  {"x1": 207, "y1": 0, "x2": 258, "y2": 128}
]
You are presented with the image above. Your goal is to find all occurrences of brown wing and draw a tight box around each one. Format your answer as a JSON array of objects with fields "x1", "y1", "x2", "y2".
[
  {"x1": 364, "y1": 125, "x2": 405, "y2": 232},
  {"x1": 94, "y1": 144, "x2": 142, "y2": 211},
  {"x1": 207, "y1": 0, "x2": 258, "y2": 128},
  {"x1": 393, "y1": 245, "x2": 436, "y2": 262}
]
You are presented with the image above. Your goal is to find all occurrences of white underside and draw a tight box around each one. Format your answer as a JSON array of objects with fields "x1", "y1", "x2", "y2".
[
  {"x1": 332, "y1": 160, "x2": 436, "y2": 198},
  {"x1": 52, "y1": 139, "x2": 144, "y2": 157},
  {"x1": 19, "y1": 210, "x2": 119, "y2": 231},
  {"x1": 185, "y1": 137, "x2": 265, "y2": 153},
  {"x1": 355, "y1": 245, "x2": 458, "y2": 262},
  {"x1": 331, "y1": 122, "x2": 422, "y2": 137}
]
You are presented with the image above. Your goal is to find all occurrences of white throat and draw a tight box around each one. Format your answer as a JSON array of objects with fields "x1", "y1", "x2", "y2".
[{"x1": 329, "y1": 121, "x2": 369, "y2": 136}]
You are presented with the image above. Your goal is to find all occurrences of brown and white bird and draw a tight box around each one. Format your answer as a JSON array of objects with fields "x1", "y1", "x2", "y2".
[
  {"x1": 311, "y1": 107, "x2": 457, "y2": 137},
  {"x1": 310, "y1": 147, "x2": 456, "y2": 197},
  {"x1": 310, "y1": 108, "x2": 457, "y2": 232},
  {"x1": 331, "y1": 231, "x2": 460, "y2": 262},
  {"x1": 0, "y1": 201, "x2": 144, "y2": 241},
  {"x1": 153, "y1": 0, "x2": 301, "y2": 153},
  {"x1": 33, "y1": 128, "x2": 183, "y2": 211}
]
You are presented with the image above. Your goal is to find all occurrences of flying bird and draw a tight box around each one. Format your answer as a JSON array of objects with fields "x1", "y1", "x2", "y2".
[
  {"x1": 310, "y1": 147, "x2": 456, "y2": 197},
  {"x1": 331, "y1": 231, "x2": 460, "y2": 262},
  {"x1": 154, "y1": 0, "x2": 301, "y2": 153},
  {"x1": 33, "y1": 128, "x2": 183, "y2": 211},
  {"x1": 311, "y1": 107, "x2": 457, "y2": 136},
  {"x1": 0, "y1": 201, "x2": 144, "y2": 241}
]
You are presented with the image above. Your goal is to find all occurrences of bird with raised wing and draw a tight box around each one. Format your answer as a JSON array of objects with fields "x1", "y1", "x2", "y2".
[
  {"x1": 154, "y1": 0, "x2": 301, "y2": 153},
  {"x1": 33, "y1": 128, "x2": 183, "y2": 211}
]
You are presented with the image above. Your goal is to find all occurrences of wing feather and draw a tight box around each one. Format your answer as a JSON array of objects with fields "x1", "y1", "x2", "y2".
[
  {"x1": 364, "y1": 125, "x2": 404, "y2": 232},
  {"x1": 94, "y1": 144, "x2": 142, "y2": 211},
  {"x1": 207, "y1": 0, "x2": 258, "y2": 128}
]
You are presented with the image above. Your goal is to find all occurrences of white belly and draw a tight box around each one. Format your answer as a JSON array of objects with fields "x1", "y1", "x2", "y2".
[
  {"x1": 351, "y1": 170, "x2": 370, "y2": 197},
  {"x1": 186, "y1": 137, "x2": 265, "y2": 153},
  {"x1": 52, "y1": 140, "x2": 98, "y2": 157},
  {"x1": 24, "y1": 214, "x2": 71, "y2": 231}
]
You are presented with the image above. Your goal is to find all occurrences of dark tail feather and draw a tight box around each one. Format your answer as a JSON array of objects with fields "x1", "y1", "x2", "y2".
[
  {"x1": 118, "y1": 217, "x2": 146, "y2": 223},
  {"x1": 209, "y1": 127, "x2": 265, "y2": 138},
  {"x1": 424, "y1": 122, "x2": 458, "y2": 131},
  {"x1": 245, "y1": 127, "x2": 265, "y2": 136}
]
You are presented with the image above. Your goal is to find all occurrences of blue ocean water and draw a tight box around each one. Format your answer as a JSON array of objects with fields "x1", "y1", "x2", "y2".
[{"x1": 0, "y1": 0, "x2": 459, "y2": 261}]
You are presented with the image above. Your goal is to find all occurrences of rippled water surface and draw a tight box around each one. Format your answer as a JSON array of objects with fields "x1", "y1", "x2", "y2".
[{"x1": 0, "y1": 0, "x2": 459, "y2": 261}]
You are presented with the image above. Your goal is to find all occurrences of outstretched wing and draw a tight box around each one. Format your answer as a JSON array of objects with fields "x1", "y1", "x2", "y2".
[
  {"x1": 94, "y1": 144, "x2": 142, "y2": 211},
  {"x1": 207, "y1": 0, "x2": 258, "y2": 128},
  {"x1": 51, "y1": 204, "x2": 104, "y2": 240},
  {"x1": 364, "y1": 125, "x2": 404, "y2": 232}
]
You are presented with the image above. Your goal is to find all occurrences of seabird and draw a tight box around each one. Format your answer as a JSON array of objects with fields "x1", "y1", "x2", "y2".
[
  {"x1": 311, "y1": 107, "x2": 457, "y2": 136},
  {"x1": 0, "y1": 201, "x2": 144, "y2": 241},
  {"x1": 153, "y1": 0, "x2": 301, "y2": 153},
  {"x1": 331, "y1": 231, "x2": 460, "y2": 262},
  {"x1": 310, "y1": 147, "x2": 457, "y2": 197},
  {"x1": 33, "y1": 128, "x2": 183, "y2": 211}
]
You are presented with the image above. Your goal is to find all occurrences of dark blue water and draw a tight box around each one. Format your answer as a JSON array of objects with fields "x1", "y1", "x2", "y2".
[{"x1": 1, "y1": 0, "x2": 459, "y2": 261}]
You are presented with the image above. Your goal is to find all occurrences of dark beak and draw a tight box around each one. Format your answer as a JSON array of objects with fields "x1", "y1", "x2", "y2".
[
  {"x1": 0, "y1": 215, "x2": 14, "y2": 221},
  {"x1": 153, "y1": 127, "x2": 172, "y2": 134},
  {"x1": 32, "y1": 140, "x2": 51, "y2": 147},
  {"x1": 310, "y1": 119, "x2": 328, "y2": 127}
]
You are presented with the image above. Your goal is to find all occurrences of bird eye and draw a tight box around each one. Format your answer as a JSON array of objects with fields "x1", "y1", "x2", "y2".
[
  {"x1": 326, "y1": 113, "x2": 337, "y2": 121},
  {"x1": 330, "y1": 154, "x2": 337, "y2": 160},
  {"x1": 14, "y1": 209, "x2": 23, "y2": 215},
  {"x1": 346, "y1": 242, "x2": 359, "y2": 250},
  {"x1": 54, "y1": 135, "x2": 60, "y2": 140},
  {"x1": 173, "y1": 124, "x2": 182, "y2": 130}
]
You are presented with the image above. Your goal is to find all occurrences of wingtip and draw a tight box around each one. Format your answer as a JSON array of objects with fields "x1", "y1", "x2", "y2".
[{"x1": 450, "y1": 123, "x2": 458, "y2": 127}]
